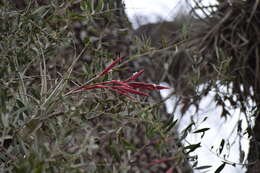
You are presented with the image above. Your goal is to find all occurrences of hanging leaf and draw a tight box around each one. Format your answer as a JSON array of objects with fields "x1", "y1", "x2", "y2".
[
  {"x1": 218, "y1": 139, "x2": 225, "y2": 155},
  {"x1": 193, "y1": 127, "x2": 210, "y2": 138},
  {"x1": 215, "y1": 162, "x2": 226, "y2": 173},
  {"x1": 195, "y1": 165, "x2": 212, "y2": 170},
  {"x1": 164, "y1": 119, "x2": 178, "y2": 133},
  {"x1": 193, "y1": 128, "x2": 210, "y2": 133},
  {"x1": 184, "y1": 143, "x2": 201, "y2": 154}
]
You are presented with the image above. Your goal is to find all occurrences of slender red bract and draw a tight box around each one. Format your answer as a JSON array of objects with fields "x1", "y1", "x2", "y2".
[
  {"x1": 98, "y1": 56, "x2": 125, "y2": 77},
  {"x1": 68, "y1": 56, "x2": 171, "y2": 98}
]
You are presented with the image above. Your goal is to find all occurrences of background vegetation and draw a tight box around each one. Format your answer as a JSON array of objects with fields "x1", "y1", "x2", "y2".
[
  {"x1": 0, "y1": 0, "x2": 259, "y2": 172},
  {"x1": 0, "y1": 0, "x2": 189, "y2": 172}
]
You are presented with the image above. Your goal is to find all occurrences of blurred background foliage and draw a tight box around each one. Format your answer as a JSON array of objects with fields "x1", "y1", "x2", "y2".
[
  {"x1": 0, "y1": 0, "x2": 259, "y2": 172},
  {"x1": 134, "y1": 0, "x2": 259, "y2": 172},
  {"x1": 133, "y1": 0, "x2": 259, "y2": 172},
  {"x1": 0, "y1": 0, "x2": 190, "y2": 172}
]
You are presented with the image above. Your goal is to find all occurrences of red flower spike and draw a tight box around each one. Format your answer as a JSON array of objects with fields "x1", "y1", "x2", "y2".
[
  {"x1": 128, "y1": 82, "x2": 155, "y2": 89},
  {"x1": 154, "y1": 85, "x2": 171, "y2": 90},
  {"x1": 114, "y1": 86, "x2": 150, "y2": 97},
  {"x1": 98, "y1": 56, "x2": 125, "y2": 77},
  {"x1": 82, "y1": 85, "x2": 111, "y2": 90},
  {"x1": 66, "y1": 55, "x2": 171, "y2": 98},
  {"x1": 70, "y1": 82, "x2": 110, "y2": 93},
  {"x1": 128, "y1": 82, "x2": 171, "y2": 90},
  {"x1": 110, "y1": 87, "x2": 134, "y2": 99},
  {"x1": 124, "y1": 69, "x2": 145, "y2": 82},
  {"x1": 111, "y1": 80, "x2": 132, "y2": 88},
  {"x1": 72, "y1": 81, "x2": 116, "y2": 92},
  {"x1": 71, "y1": 85, "x2": 89, "y2": 92}
]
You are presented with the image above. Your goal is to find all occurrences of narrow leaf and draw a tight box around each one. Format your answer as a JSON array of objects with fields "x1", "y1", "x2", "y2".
[
  {"x1": 98, "y1": 56, "x2": 125, "y2": 77},
  {"x1": 110, "y1": 80, "x2": 132, "y2": 88},
  {"x1": 124, "y1": 69, "x2": 145, "y2": 82},
  {"x1": 114, "y1": 86, "x2": 149, "y2": 96},
  {"x1": 184, "y1": 143, "x2": 201, "y2": 154},
  {"x1": 195, "y1": 165, "x2": 212, "y2": 170},
  {"x1": 215, "y1": 163, "x2": 226, "y2": 173},
  {"x1": 128, "y1": 82, "x2": 170, "y2": 90},
  {"x1": 81, "y1": 84, "x2": 111, "y2": 90},
  {"x1": 164, "y1": 119, "x2": 178, "y2": 133},
  {"x1": 219, "y1": 139, "x2": 225, "y2": 155},
  {"x1": 193, "y1": 128, "x2": 210, "y2": 133},
  {"x1": 110, "y1": 87, "x2": 133, "y2": 99}
]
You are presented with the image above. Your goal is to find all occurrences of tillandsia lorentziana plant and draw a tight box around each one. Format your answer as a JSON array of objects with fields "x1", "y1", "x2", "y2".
[{"x1": 66, "y1": 56, "x2": 170, "y2": 99}]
